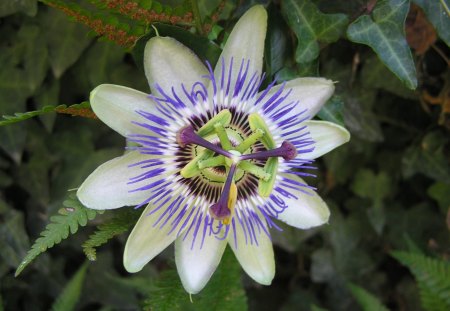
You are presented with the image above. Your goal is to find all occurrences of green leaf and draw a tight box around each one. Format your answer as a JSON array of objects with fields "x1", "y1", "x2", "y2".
[
  {"x1": 41, "y1": 8, "x2": 92, "y2": 78},
  {"x1": 351, "y1": 169, "x2": 391, "y2": 234},
  {"x1": 413, "y1": 0, "x2": 450, "y2": 47},
  {"x1": 265, "y1": 4, "x2": 290, "y2": 77},
  {"x1": 144, "y1": 248, "x2": 247, "y2": 311},
  {"x1": 133, "y1": 23, "x2": 222, "y2": 71},
  {"x1": 15, "y1": 194, "x2": 101, "y2": 276},
  {"x1": 51, "y1": 262, "x2": 88, "y2": 311},
  {"x1": 347, "y1": 0, "x2": 418, "y2": 89},
  {"x1": 82, "y1": 208, "x2": 140, "y2": 261},
  {"x1": 392, "y1": 251, "x2": 450, "y2": 311},
  {"x1": 282, "y1": 0, "x2": 348, "y2": 63},
  {"x1": 0, "y1": 0, "x2": 37, "y2": 17},
  {"x1": 317, "y1": 95, "x2": 345, "y2": 126},
  {"x1": 402, "y1": 132, "x2": 450, "y2": 183},
  {"x1": 427, "y1": 182, "x2": 450, "y2": 213},
  {"x1": 0, "y1": 102, "x2": 92, "y2": 127},
  {"x1": 348, "y1": 283, "x2": 390, "y2": 311}
]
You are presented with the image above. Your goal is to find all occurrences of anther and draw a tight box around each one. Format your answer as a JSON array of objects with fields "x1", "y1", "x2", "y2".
[
  {"x1": 240, "y1": 140, "x2": 297, "y2": 161},
  {"x1": 210, "y1": 164, "x2": 237, "y2": 221},
  {"x1": 176, "y1": 125, "x2": 233, "y2": 158}
]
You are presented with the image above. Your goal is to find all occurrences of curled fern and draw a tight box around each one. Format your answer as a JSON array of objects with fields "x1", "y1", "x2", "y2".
[
  {"x1": 82, "y1": 208, "x2": 140, "y2": 261},
  {"x1": 15, "y1": 195, "x2": 101, "y2": 276}
]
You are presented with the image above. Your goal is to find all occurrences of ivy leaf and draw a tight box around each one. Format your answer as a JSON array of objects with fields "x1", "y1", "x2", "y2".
[
  {"x1": 347, "y1": 0, "x2": 418, "y2": 90},
  {"x1": 413, "y1": 0, "x2": 450, "y2": 47},
  {"x1": 133, "y1": 23, "x2": 222, "y2": 71},
  {"x1": 317, "y1": 95, "x2": 345, "y2": 126},
  {"x1": 348, "y1": 283, "x2": 390, "y2": 311},
  {"x1": 392, "y1": 251, "x2": 450, "y2": 311},
  {"x1": 282, "y1": 0, "x2": 348, "y2": 63},
  {"x1": 41, "y1": 8, "x2": 92, "y2": 78},
  {"x1": 15, "y1": 195, "x2": 101, "y2": 276},
  {"x1": 51, "y1": 263, "x2": 88, "y2": 311}
]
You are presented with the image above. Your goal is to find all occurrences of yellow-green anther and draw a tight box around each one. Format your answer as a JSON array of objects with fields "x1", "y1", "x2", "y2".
[
  {"x1": 197, "y1": 109, "x2": 232, "y2": 137},
  {"x1": 198, "y1": 155, "x2": 225, "y2": 169},
  {"x1": 214, "y1": 123, "x2": 232, "y2": 151},
  {"x1": 248, "y1": 113, "x2": 276, "y2": 149},
  {"x1": 258, "y1": 157, "x2": 278, "y2": 197},
  {"x1": 236, "y1": 128, "x2": 265, "y2": 153},
  {"x1": 181, "y1": 149, "x2": 214, "y2": 178},
  {"x1": 238, "y1": 161, "x2": 271, "y2": 181}
]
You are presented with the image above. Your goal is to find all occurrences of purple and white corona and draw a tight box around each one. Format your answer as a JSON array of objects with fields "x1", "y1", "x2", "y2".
[{"x1": 77, "y1": 5, "x2": 350, "y2": 294}]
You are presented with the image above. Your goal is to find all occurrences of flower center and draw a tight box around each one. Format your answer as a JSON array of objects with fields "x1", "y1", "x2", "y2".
[{"x1": 176, "y1": 109, "x2": 298, "y2": 224}]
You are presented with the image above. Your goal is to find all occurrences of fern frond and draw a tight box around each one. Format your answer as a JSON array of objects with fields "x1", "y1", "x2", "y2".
[
  {"x1": 392, "y1": 251, "x2": 450, "y2": 311},
  {"x1": 15, "y1": 195, "x2": 101, "y2": 276},
  {"x1": 82, "y1": 208, "x2": 140, "y2": 261},
  {"x1": 348, "y1": 283, "x2": 390, "y2": 311},
  {"x1": 0, "y1": 102, "x2": 95, "y2": 127}
]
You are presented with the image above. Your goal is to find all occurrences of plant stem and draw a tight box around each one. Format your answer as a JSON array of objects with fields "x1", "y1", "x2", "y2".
[{"x1": 190, "y1": 0, "x2": 204, "y2": 35}]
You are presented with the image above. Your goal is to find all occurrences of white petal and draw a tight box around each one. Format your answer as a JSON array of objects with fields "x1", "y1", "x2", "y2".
[
  {"x1": 77, "y1": 151, "x2": 154, "y2": 210},
  {"x1": 124, "y1": 202, "x2": 182, "y2": 273},
  {"x1": 258, "y1": 78, "x2": 335, "y2": 120},
  {"x1": 175, "y1": 227, "x2": 227, "y2": 294},
  {"x1": 90, "y1": 84, "x2": 159, "y2": 137},
  {"x1": 144, "y1": 36, "x2": 208, "y2": 100},
  {"x1": 229, "y1": 213, "x2": 275, "y2": 285},
  {"x1": 275, "y1": 176, "x2": 330, "y2": 229},
  {"x1": 303, "y1": 120, "x2": 350, "y2": 160},
  {"x1": 215, "y1": 5, "x2": 267, "y2": 88}
]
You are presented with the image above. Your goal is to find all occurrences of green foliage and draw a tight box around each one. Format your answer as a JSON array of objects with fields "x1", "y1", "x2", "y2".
[
  {"x1": 0, "y1": 0, "x2": 37, "y2": 17},
  {"x1": 82, "y1": 208, "x2": 140, "y2": 261},
  {"x1": 413, "y1": 0, "x2": 450, "y2": 47},
  {"x1": 392, "y1": 252, "x2": 450, "y2": 311},
  {"x1": 15, "y1": 195, "x2": 100, "y2": 276},
  {"x1": 144, "y1": 248, "x2": 247, "y2": 311},
  {"x1": 348, "y1": 283, "x2": 390, "y2": 311},
  {"x1": 351, "y1": 169, "x2": 391, "y2": 233},
  {"x1": 51, "y1": 263, "x2": 88, "y2": 311},
  {"x1": 0, "y1": 102, "x2": 93, "y2": 126},
  {"x1": 317, "y1": 95, "x2": 345, "y2": 126},
  {"x1": 282, "y1": 0, "x2": 348, "y2": 64},
  {"x1": 347, "y1": 0, "x2": 417, "y2": 89}
]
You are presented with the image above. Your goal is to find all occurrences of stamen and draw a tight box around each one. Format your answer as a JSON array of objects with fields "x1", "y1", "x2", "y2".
[
  {"x1": 238, "y1": 161, "x2": 271, "y2": 181},
  {"x1": 240, "y1": 141, "x2": 297, "y2": 161},
  {"x1": 210, "y1": 164, "x2": 237, "y2": 221},
  {"x1": 176, "y1": 125, "x2": 233, "y2": 158}
]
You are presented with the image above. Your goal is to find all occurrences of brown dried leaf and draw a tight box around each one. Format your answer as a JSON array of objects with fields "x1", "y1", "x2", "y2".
[{"x1": 406, "y1": 4, "x2": 437, "y2": 55}]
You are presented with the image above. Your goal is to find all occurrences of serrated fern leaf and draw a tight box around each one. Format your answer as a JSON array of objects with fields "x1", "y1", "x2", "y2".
[
  {"x1": 15, "y1": 195, "x2": 101, "y2": 276},
  {"x1": 0, "y1": 102, "x2": 95, "y2": 127},
  {"x1": 51, "y1": 262, "x2": 88, "y2": 311},
  {"x1": 348, "y1": 283, "x2": 390, "y2": 311},
  {"x1": 82, "y1": 208, "x2": 140, "y2": 261},
  {"x1": 392, "y1": 251, "x2": 450, "y2": 311}
]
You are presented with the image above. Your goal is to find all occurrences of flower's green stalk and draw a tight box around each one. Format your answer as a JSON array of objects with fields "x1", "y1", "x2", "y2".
[{"x1": 190, "y1": 0, "x2": 204, "y2": 35}]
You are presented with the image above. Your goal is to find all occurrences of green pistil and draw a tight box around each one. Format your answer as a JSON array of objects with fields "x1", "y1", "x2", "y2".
[
  {"x1": 236, "y1": 128, "x2": 265, "y2": 153},
  {"x1": 214, "y1": 123, "x2": 232, "y2": 151}
]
